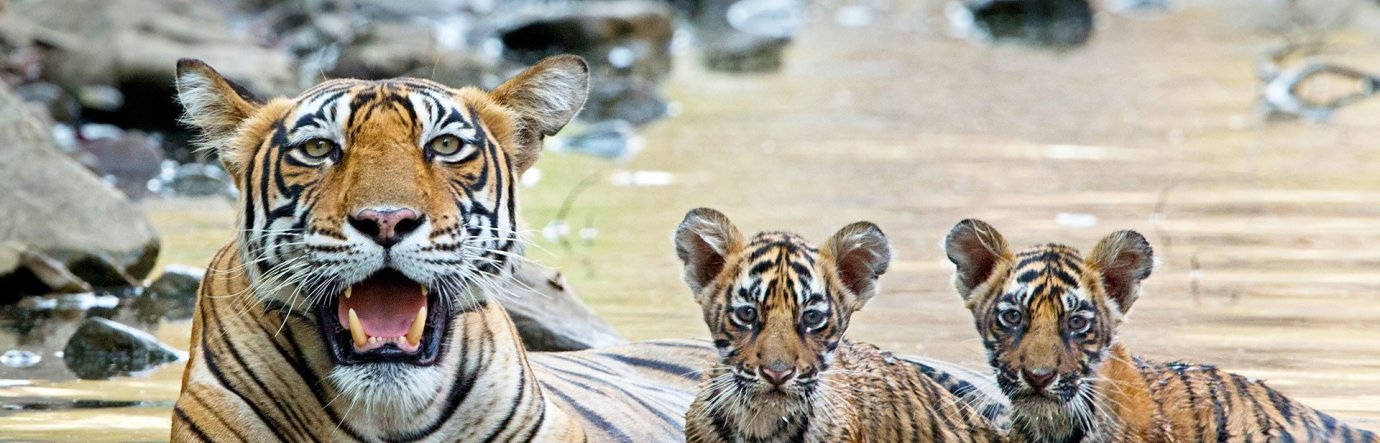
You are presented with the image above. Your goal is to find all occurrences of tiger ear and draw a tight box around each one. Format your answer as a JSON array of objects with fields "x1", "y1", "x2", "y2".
[
  {"x1": 175, "y1": 58, "x2": 262, "y2": 178},
  {"x1": 673, "y1": 208, "x2": 743, "y2": 303},
  {"x1": 490, "y1": 54, "x2": 590, "y2": 173},
  {"x1": 822, "y1": 221, "x2": 891, "y2": 310},
  {"x1": 944, "y1": 219, "x2": 1011, "y2": 303},
  {"x1": 1087, "y1": 230, "x2": 1153, "y2": 314}
]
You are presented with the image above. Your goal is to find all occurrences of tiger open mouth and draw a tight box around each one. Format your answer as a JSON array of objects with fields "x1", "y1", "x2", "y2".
[{"x1": 316, "y1": 269, "x2": 450, "y2": 366}]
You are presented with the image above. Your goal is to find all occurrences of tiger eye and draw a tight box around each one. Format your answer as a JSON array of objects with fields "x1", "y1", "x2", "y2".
[
  {"x1": 801, "y1": 310, "x2": 827, "y2": 329},
  {"x1": 302, "y1": 138, "x2": 336, "y2": 158},
  {"x1": 998, "y1": 309, "x2": 1023, "y2": 328},
  {"x1": 427, "y1": 134, "x2": 463, "y2": 156},
  {"x1": 733, "y1": 306, "x2": 758, "y2": 324},
  {"x1": 1067, "y1": 315, "x2": 1091, "y2": 333}
]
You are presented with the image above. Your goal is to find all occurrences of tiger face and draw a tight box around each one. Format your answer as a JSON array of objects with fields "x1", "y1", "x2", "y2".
[
  {"x1": 944, "y1": 219, "x2": 1152, "y2": 433},
  {"x1": 673, "y1": 209, "x2": 890, "y2": 411},
  {"x1": 175, "y1": 55, "x2": 587, "y2": 403}
]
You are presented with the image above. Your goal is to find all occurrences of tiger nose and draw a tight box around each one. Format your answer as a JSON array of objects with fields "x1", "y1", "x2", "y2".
[
  {"x1": 349, "y1": 208, "x2": 424, "y2": 247},
  {"x1": 759, "y1": 364, "x2": 796, "y2": 386},
  {"x1": 1022, "y1": 367, "x2": 1057, "y2": 389}
]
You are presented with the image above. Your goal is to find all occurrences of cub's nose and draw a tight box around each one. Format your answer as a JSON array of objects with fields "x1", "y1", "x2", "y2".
[
  {"x1": 1022, "y1": 367, "x2": 1057, "y2": 390},
  {"x1": 759, "y1": 365, "x2": 797, "y2": 386},
  {"x1": 349, "y1": 208, "x2": 423, "y2": 247}
]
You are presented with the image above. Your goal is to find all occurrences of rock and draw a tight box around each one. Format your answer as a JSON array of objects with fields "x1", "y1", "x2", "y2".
[
  {"x1": 12, "y1": 82, "x2": 79, "y2": 123},
  {"x1": 326, "y1": 21, "x2": 493, "y2": 88},
  {"x1": 0, "y1": 0, "x2": 295, "y2": 137},
  {"x1": 74, "y1": 130, "x2": 165, "y2": 200},
  {"x1": 58, "y1": 293, "x2": 121, "y2": 311},
  {"x1": 679, "y1": 0, "x2": 796, "y2": 73},
  {"x1": 0, "y1": 83, "x2": 160, "y2": 301},
  {"x1": 549, "y1": 119, "x2": 643, "y2": 160},
  {"x1": 145, "y1": 265, "x2": 204, "y2": 301},
  {"x1": 1105, "y1": 0, "x2": 1180, "y2": 16},
  {"x1": 729, "y1": 0, "x2": 809, "y2": 36},
  {"x1": 500, "y1": 262, "x2": 625, "y2": 352},
  {"x1": 75, "y1": 85, "x2": 124, "y2": 113},
  {"x1": 16, "y1": 249, "x2": 93, "y2": 295},
  {"x1": 499, "y1": 1, "x2": 675, "y2": 124},
  {"x1": 62, "y1": 317, "x2": 184, "y2": 380},
  {"x1": 0, "y1": 349, "x2": 41, "y2": 368},
  {"x1": 65, "y1": 255, "x2": 140, "y2": 288},
  {"x1": 945, "y1": 0, "x2": 1094, "y2": 50},
  {"x1": 153, "y1": 162, "x2": 236, "y2": 198},
  {"x1": 585, "y1": 80, "x2": 667, "y2": 127},
  {"x1": 700, "y1": 34, "x2": 789, "y2": 72}
]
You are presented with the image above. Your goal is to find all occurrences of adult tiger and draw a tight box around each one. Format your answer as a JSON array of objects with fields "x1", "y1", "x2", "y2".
[
  {"x1": 674, "y1": 209, "x2": 1008, "y2": 442},
  {"x1": 168, "y1": 55, "x2": 717, "y2": 442},
  {"x1": 944, "y1": 219, "x2": 1379, "y2": 443}
]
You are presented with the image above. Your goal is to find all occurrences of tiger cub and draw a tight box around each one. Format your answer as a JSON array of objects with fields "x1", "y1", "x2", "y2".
[
  {"x1": 944, "y1": 219, "x2": 1379, "y2": 443},
  {"x1": 676, "y1": 208, "x2": 1005, "y2": 443}
]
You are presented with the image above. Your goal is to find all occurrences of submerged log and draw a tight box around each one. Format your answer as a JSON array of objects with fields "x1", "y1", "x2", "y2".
[{"x1": 500, "y1": 261, "x2": 626, "y2": 352}]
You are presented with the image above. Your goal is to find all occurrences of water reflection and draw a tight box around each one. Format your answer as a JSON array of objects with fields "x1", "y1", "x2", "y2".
[{"x1": 0, "y1": 288, "x2": 194, "y2": 383}]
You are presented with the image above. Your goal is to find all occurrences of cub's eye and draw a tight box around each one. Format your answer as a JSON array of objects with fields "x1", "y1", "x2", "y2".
[
  {"x1": 301, "y1": 138, "x2": 338, "y2": 159},
  {"x1": 1067, "y1": 314, "x2": 1092, "y2": 334},
  {"x1": 801, "y1": 310, "x2": 827, "y2": 330},
  {"x1": 732, "y1": 306, "x2": 758, "y2": 325},
  {"x1": 997, "y1": 309, "x2": 1023, "y2": 328},
  {"x1": 427, "y1": 134, "x2": 463, "y2": 156}
]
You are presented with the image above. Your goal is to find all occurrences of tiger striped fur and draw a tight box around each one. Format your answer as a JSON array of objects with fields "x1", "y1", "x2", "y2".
[
  {"x1": 169, "y1": 55, "x2": 715, "y2": 442},
  {"x1": 944, "y1": 219, "x2": 1379, "y2": 443},
  {"x1": 675, "y1": 209, "x2": 1007, "y2": 443}
]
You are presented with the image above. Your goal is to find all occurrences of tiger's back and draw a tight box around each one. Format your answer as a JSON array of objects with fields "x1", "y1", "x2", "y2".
[
  {"x1": 1141, "y1": 358, "x2": 1378, "y2": 443},
  {"x1": 531, "y1": 340, "x2": 714, "y2": 442}
]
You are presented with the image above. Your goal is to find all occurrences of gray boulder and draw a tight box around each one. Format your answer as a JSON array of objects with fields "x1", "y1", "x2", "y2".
[
  {"x1": 0, "y1": 0, "x2": 296, "y2": 95},
  {"x1": 498, "y1": 1, "x2": 674, "y2": 124},
  {"x1": 0, "y1": 245, "x2": 92, "y2": 296},
  {"x1": 0, "y1": 84, "x2": 160, "y2": 300},
  {"x1": 0, "y1": 0, "x2": 294, "y2": 149},
  {"x1": 62, "y1": 317, "x2": 185, "y2": 380},
  {"x1": 679, "y1": 0, "x2": 798, "y2": 73},
  {"x1": 326, "y1": 21, "x2": 494, "y2": 89},
  {"x1": 74, "y1": 130, "x2": 166, "y2": 200},
  {"x1": 144, "y1": 265, "x2": 204, "y2": 301}
]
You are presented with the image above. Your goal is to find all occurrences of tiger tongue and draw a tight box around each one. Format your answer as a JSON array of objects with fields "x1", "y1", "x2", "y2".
[{"x1": 337, "y1": 270, "x2": 427, "y2": 338}]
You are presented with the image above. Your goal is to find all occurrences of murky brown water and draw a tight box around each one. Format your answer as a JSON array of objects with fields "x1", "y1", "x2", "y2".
[{"x1": 4, "y1": 2, "x2": 1380, "y2": 440}]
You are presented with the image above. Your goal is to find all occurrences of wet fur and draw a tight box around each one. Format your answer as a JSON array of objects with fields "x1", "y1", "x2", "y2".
[
  {"x1": 946, "y1": 219, "x2": 1379, "y2": 443},
  {"x1": 169, "y1": 56, "x2": 716, "y2": 442},
  {"x1": 677, "y1": 209, "x2": 1005, "y2": 443}
]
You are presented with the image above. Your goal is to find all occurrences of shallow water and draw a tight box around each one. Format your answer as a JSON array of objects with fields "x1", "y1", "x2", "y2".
[{"x1": 4, "y1": 2, "x2": 1380, "y2": 440}]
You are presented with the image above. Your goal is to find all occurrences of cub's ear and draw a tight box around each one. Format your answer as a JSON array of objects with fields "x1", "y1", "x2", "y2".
[
  {"x1": 1088, "y1": 230, "x2": 1153, "y2": 314},
  {"x1": 822, "y1": 221, "x2": 891, "y2": 310},
  {"x1": 943, "y1": 219, "x2": 1010, "y2": 303},
  {"x1": 175, "y1": 58, "x2": 262, "y2": 177},
  {"x1": 490, "y1": 54, "x2": 590, "y2": 173},
  {"x1": 673, "y1": 208, "x2": 743, "y2": 302}
]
